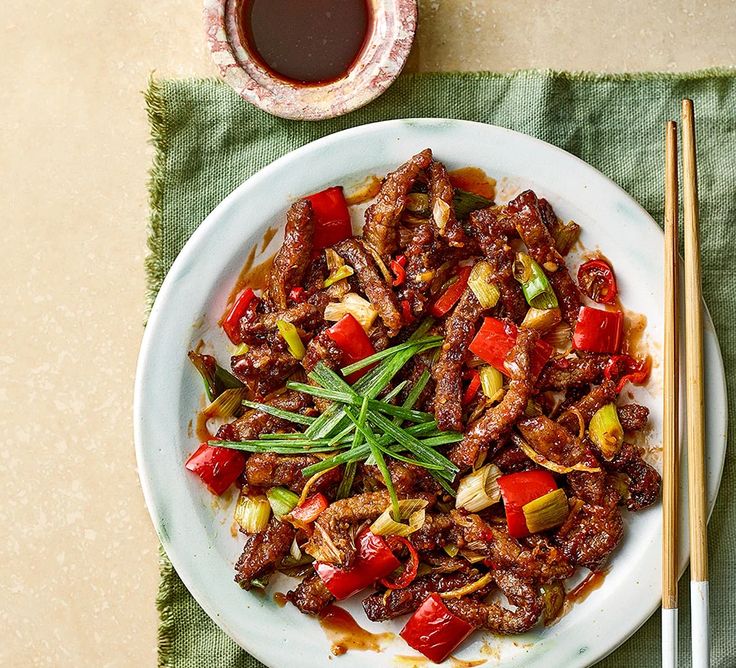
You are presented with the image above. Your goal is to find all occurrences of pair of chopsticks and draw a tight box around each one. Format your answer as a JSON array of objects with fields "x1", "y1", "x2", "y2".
[{"x1": 662, "y1": 100, "x2": 709, "y2": 668}]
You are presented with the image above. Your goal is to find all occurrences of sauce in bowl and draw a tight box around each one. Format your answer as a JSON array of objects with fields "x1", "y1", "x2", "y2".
[{"x1": 238, "y1": 0, "x2": 372, "y2": 84}]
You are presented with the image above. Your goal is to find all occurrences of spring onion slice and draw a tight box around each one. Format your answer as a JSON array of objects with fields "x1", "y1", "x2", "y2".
[
  {"x1": 514, "y1": 252, "x2": 559, "y2": 310},
  {"x1": 479, "y1": 366, "x2": 504, "y2": 402},
  {"x1": 266, "y1": 487, "x2": 300, "y2": 517},
  {"x1": 522, "y1": 488, "x2": 569, "y2": 533},
  {"x1": 241, "y1": 400, "x2": 315, "y2": 426},
  {"x1": 188, "y1": 350, "x2": 243, "y2": 402},
  {"x1": 233, "y1": 493, "x2": 271, "y2": 533},
  {"x1": 455, "y1": 464, "x2": 502, "y2": 512},
  {"x1": 202, "y1": 387, "x2": 249, "y2": 420},
  {"x1": 276, "y1": 320, "x2": 306, "y2": 360},
  {"x1": 467, "y1": 260, "x2": 501, "y2": 309},
  {"x1": 370, "y1": 499, "x2": 428, "y2": 537},
  {"x1": 323, "y1": 264, "x2": 354, "y2": 288},
  {"x1": 589, "y1": 403, "x2": 624, "y2": 460}
]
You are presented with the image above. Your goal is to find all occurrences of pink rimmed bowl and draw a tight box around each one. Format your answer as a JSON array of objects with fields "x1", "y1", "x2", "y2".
[{"x1": 203, "y1": 0, "x2": 417, "y2": 120}]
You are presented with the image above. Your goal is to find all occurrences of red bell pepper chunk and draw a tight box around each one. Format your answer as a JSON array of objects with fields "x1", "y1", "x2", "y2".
[
  {"x1": 306, "y1": 186, "x2": 353, "y2": 251},
  {"x1": 380, "y1": 535, "x2": 420, "y2": 590},
  {"x1": 287, "y1": 493, "x2": 328, "y2": 528},
  {"x1": 430, "y1": 266, "x2": 472, "y2": 318},
  {"x1": 390, "y1": 257, "x2": 407, "y2": 287},
  {"x1": 314, "y1": 529, "x2": 401, "y2": 600},
  {"x1": 469, "y1": 317, "x2": 553, "y2": 378},
  {"x1": 604, "y1": 354, "x2": 652, "y2": 393},
  {"x1": 577, "y1": 259, "x2": 618, "y2": 304},
  {"x1": 498, "y1": 470, "x2": 558, "y2": 538},
  {"x1": 325, "y1": 313, "x2": 377, "y2": 382},
  {"x1": 184, "y1": 443, "x2": 246, "y2": 496},
  {"x1": 400, "y1": 592, "x2": 475, "y2": 663},
  {"x1": 573, "y1": 306, "x2": 623, "y2": 353},
  {"x1": 222, "y1": 288, "x2": 256, "y2": 344},
  {"x1": 400, "y1": 298, "x2": 415, "y2": 324},
  {"x1": 461, "y1": 369, "x2": 481, "y2": 406}
]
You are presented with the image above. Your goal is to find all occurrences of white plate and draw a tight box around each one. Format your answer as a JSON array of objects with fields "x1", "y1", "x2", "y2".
[{"x1": 134, "y1": 119, "x2": 727, "y2": 667}]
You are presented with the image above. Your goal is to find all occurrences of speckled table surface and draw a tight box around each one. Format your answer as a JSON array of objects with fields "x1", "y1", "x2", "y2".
[{"x1": 1, "y1": 2, "x2": 734, "y2": 666}]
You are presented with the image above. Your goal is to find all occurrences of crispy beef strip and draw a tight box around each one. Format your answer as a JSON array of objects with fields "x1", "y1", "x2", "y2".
[
  {"x1": 516, "y1": 415, "x2": 588, "y2": 467},
  {"x1": 239, "y1": 302, "x2": 322, "y2": 345},
  {"x1": 332, "y1": 238, "x2": 403, "y2": 336},
  {"x1": 432, "y1": 288, "x2": 485, "y2": 432},
  {"x1": 553, "y1": 501, "x2": 624, "y2": 571},
  {"x1": 428, "y1": 160, "x2": 466, "y2": 247},
  {"x1": 538, "y1": 354, "x2": 607, "y2": 391},
  {"x1": 399, "y1": 222, "x2": 452, "y2": 319},
  {"x1": 234, "y1": 517, "x2": 295, "y2": 590},
  {"x1": 445, "y1": 570, "x2": 543, "y2": 635},
  {"x1": 231, "y1": 343, "x2": 299, "y2": 399},
  {"x1": 566, "y1": 467, "x2": 618, "y2": 508},
  {"x1": 605, "y1": 443, "x2": 661, "y2": 511},
  {"x1": 507, "y1": 190, "x2": 581, "y2": 326},
  {"x1": 267, "y1": 199, "x2": 314, "y2": 309},
  {"x1": 468, "y1": 207, "x2": 527, "y2": 323},
  {"x1": 287, "y1": 572, "x2": 335, "y2": 615},
  {"x1": 449, "y1": 328, "x2": 537, "y2": 469},
  {"x1": 245, "y1": 452, "x2": 341, "y2": 494},
  {"x1": 305, "y1": 491, "x2": 434, "y2": 567},
  {"x1": 491, "y1": 442, "x2": 538, "y2": 473},
  {"x1": 363, "y1": 149, "x2": 433, "y2": 258},
  {"x1": 363, "y1": 571, "x2": 488, "y2": 622},
  {"x1": 217, "y1": 390, "x2": 312, "y2": 441},
  {"x1": 556, "y1": 381, "x2": 617, "y2": 434},
  {"x1": 618, "y1": 404, "x2": 650, "y2": 432}
]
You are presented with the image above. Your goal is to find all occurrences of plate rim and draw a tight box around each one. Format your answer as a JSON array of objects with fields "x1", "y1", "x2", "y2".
[{"x1": 134, "y1": 117, "x2": 728, "y2": 667}]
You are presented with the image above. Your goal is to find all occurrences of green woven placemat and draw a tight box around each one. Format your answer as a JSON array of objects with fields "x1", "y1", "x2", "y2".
[{"x1": 145, "y1": 70, "x2": 736, "y2": 668}]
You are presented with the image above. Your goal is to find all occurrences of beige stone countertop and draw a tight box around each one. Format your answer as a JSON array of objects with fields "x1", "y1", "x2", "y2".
[{"x1": 1, "y1": 1, "x2": 734, "y2": 665}]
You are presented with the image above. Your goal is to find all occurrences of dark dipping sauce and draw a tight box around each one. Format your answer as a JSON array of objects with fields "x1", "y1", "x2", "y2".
[{"x1": 238, "y1": 0, "x2": 372, "y2": 85}]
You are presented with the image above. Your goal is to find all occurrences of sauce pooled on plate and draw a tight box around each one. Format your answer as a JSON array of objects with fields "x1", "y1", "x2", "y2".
[{"x1": 238, "y1": 0, "x2": 371, "y2": 85}]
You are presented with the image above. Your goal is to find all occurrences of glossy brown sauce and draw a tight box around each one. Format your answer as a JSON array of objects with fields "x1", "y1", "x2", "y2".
[
  {"x1": 260, "y1": 226, "x2": 278, "y2": 253},
  {"x1": 195, "y1": 411, "x2": 214, "y2": 443},
  {"x1": 319, "y1": 605, "x2": 392, "y2": 655},
  {"x1": 394, "y1": 656, "x2": 431, "y2": 667},
  {"x1": 449, "y1": 658, "x2": 487, "y2": 667},
  {"x1": 225, "y1": 248, "x2": 275, "y2": 312},
  {"x1": 448, "y1": 167, "x2": 497, "y2": 200},
  {"x1": 273, "y1": 592, "x2": 288, "y2": 607},
  {"x1": 567, "y1": 569, "x2": 607, "y2": 603},
  {"x1": 237, "y1": 0, "x2": 371, "y2": 84}
]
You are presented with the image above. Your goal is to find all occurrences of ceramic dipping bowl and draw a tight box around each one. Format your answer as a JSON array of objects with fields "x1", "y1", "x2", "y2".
[{"x1": 204, "y1": 0, "x2": 417, "y2": 121}]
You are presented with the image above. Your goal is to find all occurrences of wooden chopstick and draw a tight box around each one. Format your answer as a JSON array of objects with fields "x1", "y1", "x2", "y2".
[
  {"x1": 661, "y1": 119, "x2": 679, "y2": 668},
  {"x1": 681, "y1": 98, "x2": 710, "y2": 668}
]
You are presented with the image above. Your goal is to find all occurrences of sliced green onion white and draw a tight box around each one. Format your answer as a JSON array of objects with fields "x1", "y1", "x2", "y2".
[
  {"x1": 370, "y1": 498, "x2": 428, "y2": 537},
  {"x1": 266, "y1": 487, "x2": 299, "y2": 517},
  {"x1": 455, "y1": 463, "x2": 502, "y2": 512},
  {"x1": 234, "y1": 493, "x2": 271, "y2": 534},
  {"x1": 324, "y1": 292, "x2": 378, "y2": 331},
  {"x1": 468, "y1": 260, "x2": 501, "y2": 308},
  {"x1": 589, "y1": 403, "x2": 624, "y2": 460}
]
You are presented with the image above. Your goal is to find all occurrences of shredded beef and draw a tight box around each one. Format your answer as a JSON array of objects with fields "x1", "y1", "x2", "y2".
[
  {"x1": 267, "y1": 199, "x2": 314, "y2": 309},
  {"x1": 234, "y1": 518, "x2": 294, "y2": 590},
  {"x1": 363, "y1": 149, "x2": 432, "y2": 257}
]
